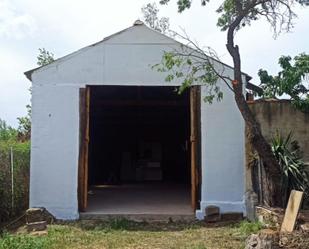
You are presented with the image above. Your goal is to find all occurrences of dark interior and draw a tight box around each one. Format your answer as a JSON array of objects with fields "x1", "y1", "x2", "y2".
[{"x1": 88, "y1": 86, "x2": 190, "y2": 186}]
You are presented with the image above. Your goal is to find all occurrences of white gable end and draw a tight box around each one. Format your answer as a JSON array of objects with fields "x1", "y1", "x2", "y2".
[{"x1": 31, "y1": 25, "x2": 182, "y2": 86}]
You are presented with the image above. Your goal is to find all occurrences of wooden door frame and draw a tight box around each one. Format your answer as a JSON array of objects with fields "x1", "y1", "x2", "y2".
[
  {"x1": 190, "y1": 86, "x2": 201, "y2": 211},
  {"x1": 78, "y1": 86, "x2": 90, "y2": 212},
  {"x1": 78, "y1": 85, "x2": 201, "y2": 212}
]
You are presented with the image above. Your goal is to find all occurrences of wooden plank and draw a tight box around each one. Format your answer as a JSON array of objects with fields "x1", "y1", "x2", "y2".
[
  {"x1": 195, "y1": 86, "x2": 202, "y2": 210},
  {"x1": 94, "y1": 100, "x2": 187, "y2": 107},
  {"x1": 83, "y1": 86, "x2": 90, "y2": 210},
  {"x1": 281, "y1": 190, "x2": 304, "y2": 233},
  {"x1": 78, "y1": 87, "x2": 91, "y2": 212},
  {"x1": 78, "y1": 88, "x2": 86, "y2": 211},
  {"x1": 190, "y1": 86, "x2": 198, "y2": 210}
]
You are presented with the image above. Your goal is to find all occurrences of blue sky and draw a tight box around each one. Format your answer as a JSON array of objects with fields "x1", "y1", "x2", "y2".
[{"x1": 0, "y1": 0, "x2": 308, "y2": 127}]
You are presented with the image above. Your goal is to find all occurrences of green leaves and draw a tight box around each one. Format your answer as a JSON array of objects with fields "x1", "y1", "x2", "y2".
[
  {"x1": 176, "y1": 0, "x2": 192, "y2": 12},
  {"x1": 37, "y1": 48, "x2": 55, "y2": 66},
  {"x1": 216, "y1": 1, "x2": 259, "y2": 31},
  {"x1": 259, "y1": 53, "x2": 309, "y2": 112},
  {"x1": 271, "y1": 132, "x2": 309, "y2": 204},
  {"x1": 17, "y1": 103, "x2": 31, "y2": 141},
  {"x1": 141, "y1": 3, "x2": 170, "y2": 34},
  {"x1": 154, "y1": 49, "x2": 223, "y2": 104},
  {"x1": 159, "y1": 0, "x2": 209, "y2": 13},
  {"x1": 159, "y1": 0, "x2": 171, "y2": 5}
]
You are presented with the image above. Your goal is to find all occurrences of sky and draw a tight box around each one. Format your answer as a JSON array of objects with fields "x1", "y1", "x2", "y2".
[{"x1": 0, "y1": 0, "x2": 308, "y2": 127}]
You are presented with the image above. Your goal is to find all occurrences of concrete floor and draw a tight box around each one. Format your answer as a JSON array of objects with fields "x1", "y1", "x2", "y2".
[{"x1": 84, "y1": 183, "x2": 193, "y2": 216}]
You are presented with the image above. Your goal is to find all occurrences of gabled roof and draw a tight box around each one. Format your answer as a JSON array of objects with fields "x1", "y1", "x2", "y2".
[
  {"x1": 24, "y1": 23, "x2": 136, "y2": 81},
  {"x1": 24, "y1": 20, "x2": 260, "y2": 92}
]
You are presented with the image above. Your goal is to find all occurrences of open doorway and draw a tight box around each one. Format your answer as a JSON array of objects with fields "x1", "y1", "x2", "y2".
[{"x1": 78, "y1": 85, "x2": 199, "y2": 215}]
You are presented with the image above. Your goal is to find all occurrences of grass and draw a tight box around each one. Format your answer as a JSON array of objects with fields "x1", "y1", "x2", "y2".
[
  {"x1": 0, "y1": 219, "x2": 263, "y2": 249},
  {"x1": 237, "y1": 220, "x2": 264, "y2": 237}
]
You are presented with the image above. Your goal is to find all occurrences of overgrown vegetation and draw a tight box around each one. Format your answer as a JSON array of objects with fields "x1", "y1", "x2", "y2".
[
  {"x1": 271, "y1": 132, "x2": 309, "y2": 205},
  {"x1": 0, "y1": 221, "x2": 249, "y2": 249},
  {"x1": 0, "y1": 140, "x2": 30, "y2": 225},
  {"x1": 0, "y1": 119, "x2": 30, "y2": 225}
]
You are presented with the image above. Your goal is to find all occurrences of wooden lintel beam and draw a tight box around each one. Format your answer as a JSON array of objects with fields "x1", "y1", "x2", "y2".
[{"x1": 93, "y1": 100, "x2": 187, "y2": 107}]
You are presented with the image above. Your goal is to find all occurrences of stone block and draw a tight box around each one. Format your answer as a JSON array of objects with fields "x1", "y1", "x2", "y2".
[
  {"x1": 26, "y1": 207, "x2": 55, "y2": 224},
  {"x1": 205, "y1": 205, "x2": 221, "y2": 222},
  {"x1": 221, "y1": 212, "x2": 243, "y2": 221},
  {"x1": 26, "y1": 208, "x2": 45, "y2": 223},
  {"x1": 205, "y1": 205, "x2": 220, "y2": 216},
  {"x1": 27, "y1": 221, "x2": 47, "y2": 232}
]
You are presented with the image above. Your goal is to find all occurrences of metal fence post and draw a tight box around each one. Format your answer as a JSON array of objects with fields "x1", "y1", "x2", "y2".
[{"x1": 10, "y1": 146, "x2": 14, "y2": 211}]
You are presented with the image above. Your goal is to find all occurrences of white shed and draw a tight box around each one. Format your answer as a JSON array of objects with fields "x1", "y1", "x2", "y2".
[{"x1": 25, "y1": 21, "x2": 248, "y2": 220}]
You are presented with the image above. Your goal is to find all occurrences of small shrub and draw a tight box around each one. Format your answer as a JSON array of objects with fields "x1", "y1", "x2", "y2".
[
  {"x1": 237, "y1": 220, "x2": 263, "y2": 236},
  {"x1": 271, "y1": 132, "x2": 309, "y2": 205}
]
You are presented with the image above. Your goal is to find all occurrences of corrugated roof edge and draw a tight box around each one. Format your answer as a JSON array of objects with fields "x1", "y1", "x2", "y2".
[{"x1": 24, "y1": 20, "x2": 261, "y2": 93}]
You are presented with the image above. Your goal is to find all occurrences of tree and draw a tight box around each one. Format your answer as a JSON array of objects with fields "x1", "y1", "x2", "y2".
[
  {"x1": 141, "y1": 2, "x2": 170, "y2": 34},
  {"x1": 259, "y1": 53, "x2": 309, "y2": 112},
  {"x1": 17, "y1": 48, "x2": 55, "y2": 141},
  {"x1": 37, "y1": 48, "x2": 55, "y2": 66},
  {"x1": 158, "y1": 0, "x2": 309, "y2": 207},
  {"x1": 17, "y1": 104, "x2": 31, "y2": 141},
  {"x1": 0, "y1": 119, "x2": 17, "y2": 141}
]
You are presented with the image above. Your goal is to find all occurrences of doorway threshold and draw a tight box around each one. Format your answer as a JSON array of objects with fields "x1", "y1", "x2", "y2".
[{"x1": 79, "y1": 213, "x2": 195, "y2": 222}]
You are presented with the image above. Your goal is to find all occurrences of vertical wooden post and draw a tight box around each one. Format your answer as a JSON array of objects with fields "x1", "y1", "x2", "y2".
[
  {"x1": 190, "y1": 86, "x2": 198, "y2": 210},
  {"x1": 10, "y1": 147, "x2": 14, "y2": 211},
  {"x1": 78, "y1": 88, "x2": 85, "y2": 211},
  {"x1": 84, "y1": 86, "x2": 90, "y2": 210},
  {"x1": 78, "y1": 86, "x2": 90, "y2": 212}
]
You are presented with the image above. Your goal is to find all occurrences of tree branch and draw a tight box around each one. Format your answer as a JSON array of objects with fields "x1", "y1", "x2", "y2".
[{"x1": 171, "y1": 29, "x2": 235, "y2": 92}]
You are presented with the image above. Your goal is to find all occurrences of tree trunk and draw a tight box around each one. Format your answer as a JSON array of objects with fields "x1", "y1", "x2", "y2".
[{"x1": 226, "y1": 15, "x2": 283, "y2": 207}]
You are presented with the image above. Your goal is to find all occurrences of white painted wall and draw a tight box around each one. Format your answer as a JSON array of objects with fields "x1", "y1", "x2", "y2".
[
  {"x1": 29, "y1": 23, "x2": 245, "y2": 220},
  {"x1": 196, "y1": 76, "x2": 245, "y2": 219},
  {"x1": 30, "y1": 84, "x2": 80, "y2": 219}
]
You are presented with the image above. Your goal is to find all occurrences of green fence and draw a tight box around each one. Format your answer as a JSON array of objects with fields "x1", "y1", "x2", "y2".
[{"x1": 0, "y1": 142, "x2": 30, "y2": 224}]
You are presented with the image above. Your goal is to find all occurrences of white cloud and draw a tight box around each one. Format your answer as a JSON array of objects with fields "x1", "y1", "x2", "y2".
[{"x1": 0, "y1": 0, "x2": 37, "y2": 39}]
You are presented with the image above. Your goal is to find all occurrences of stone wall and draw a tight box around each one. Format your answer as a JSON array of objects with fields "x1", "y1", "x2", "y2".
[{"x1": 245, "y1": 99, "x2": 309, "y2": 195}]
